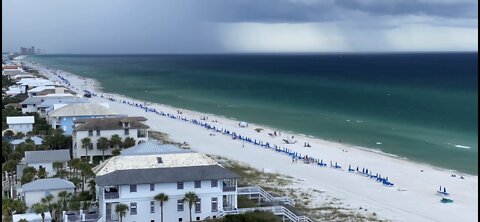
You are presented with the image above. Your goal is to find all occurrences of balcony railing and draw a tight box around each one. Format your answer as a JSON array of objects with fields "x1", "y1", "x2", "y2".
[
  {"x1": 223, "y1": 186, "x2": 236, "y2": 192},
  {"x1": 104, "y1": 192, "x2": 119, "y2": 199}
]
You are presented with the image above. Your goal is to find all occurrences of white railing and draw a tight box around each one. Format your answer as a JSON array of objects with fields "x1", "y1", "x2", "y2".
[
  {"x1": 223, "y1": 206, "x2": 313, "y2": 222},
  {"x1": 237, "y1": 186, "x2": 296, "y2": 206}
]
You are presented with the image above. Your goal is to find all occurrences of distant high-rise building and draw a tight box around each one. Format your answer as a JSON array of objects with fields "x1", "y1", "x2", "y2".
[
  {"x1": 27, "y1": 46, "x2": 35, "y2": 55},
  {"x1": 20, "y1": 47, "x2": 28, "y2": 55}
]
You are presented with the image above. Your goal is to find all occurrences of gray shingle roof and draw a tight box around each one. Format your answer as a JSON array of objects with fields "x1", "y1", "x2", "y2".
[
  {"x1": 21, "y1": 178, "x2": 75, "y2": 192},
  {"x1": 24, "y1": 149, "x2": 71, "y2": 164},
  {"x1": 121, "y1": 141, "x2": 191, "y2": 156},
  {"x1": 20, "y1": 96, "x2": 73, "y2": 105},
  {"x1": 95, "y1": 165, "x2": 239, "y2": 186},
  {"x1": 74, "y1": 117, "x2": 149, "y2": 131},
  {"x1": 37, "y1": 97, "x2": 86, "y2": 108}
]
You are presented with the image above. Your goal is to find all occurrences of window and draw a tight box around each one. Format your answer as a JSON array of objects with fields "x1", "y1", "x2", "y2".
[
  {"x1": 178, "y1": 219, "x2": 183, "y2": 222},
  {"x1": 88, "y1": 143, "x2": 94, "y2": 150},
  {"x1": 88, "y1": 130, "x2": 93, "y2": 136},
  {"x1": 124, "y1": 129, "x2": 129, "y2": 135},
  {"x1": 130, "y1": 202, "x2": 137, "y2": 215},
  {"x1": 194, "y1": 181, "x2": 201, "y2": 188},
  {"x1": 211, "y1": 197, "x2": 218, "y2": 212},
  {"x1": 157, "y1": 157, "x2": 163, "y2": 163},
  {"x1": 130, "y1": 185, "x2": 137, "y2": 192},
  {"x1": 177, "y1": 200, "x2": 184, "y2": 211},
  {"x1": 150, "y1": 201, "x2": 155, "y2": 213},
  {"x1": 96, "y1": 130, "x2": 100, "y2": 136},
  {"x1": 150, "y1": 184, "x2": 155, "y2": 191},
  {"x1": 196, "y1": 217, "x2": 200, "y2": 221},
  {"x1": 195, "y1": 198, "x2": 201, "y2": 213},
  {"x1": 211, "y1": 180, "x2": 218, "y2": 187},
  {"x1": 177, "y1": 182, "x2": 183, "y2": 190}
]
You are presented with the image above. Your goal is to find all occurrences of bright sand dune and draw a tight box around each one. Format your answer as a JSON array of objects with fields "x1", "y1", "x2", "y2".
[{"x1": 26, "y1": 61, "x2": 478, "y2": 222}]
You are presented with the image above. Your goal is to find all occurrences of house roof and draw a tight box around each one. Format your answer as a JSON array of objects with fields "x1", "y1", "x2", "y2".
[
  {"x1": 73, "y1": 116, "x2": 148, "y2": 131},
  {"x1": 10, "y1": 136, "x2": 43, "y2": 145},
  {"x1": 37, "y1": 97, "x2": 86, "y2": 108},
  {"x1": 21, "y1": 178, "x2": 75, "y2": 192},
  {"x1": 20, "y1": 95, "x2": 74, "y2": 105},
  {"x1": 93, "y1": 152, "x2": 220, "y2": 176},
  {"x1": 36, "y1": 88, "x2": 77, "y2": 96},
  {"x1": 121, "y1": 141, "x2": 191, "y2": 156},
  {"x1": 96, "y1": 165, "x2": 239, "y2": 186},
  {"x1": 24, "y1": 149, "x2": 70, "y2": 164},
  {"x1": 28, "y1": 85, "x2": 56, "y2": 93},
  {"x1": 48, "y1": 103, "x2": 117, "y2": 117},
  {"x1": 6, "y1": 116, "x2": 35, "y2": 124}
]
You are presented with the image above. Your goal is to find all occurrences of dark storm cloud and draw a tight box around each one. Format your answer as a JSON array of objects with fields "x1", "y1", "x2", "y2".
[{"x1": 189, "y1": 0, "x2": 477, "y2": 23}]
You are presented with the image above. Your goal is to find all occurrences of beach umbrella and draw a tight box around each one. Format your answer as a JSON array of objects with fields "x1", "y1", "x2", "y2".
[
  {"x1": 255, "y1": 128, "x2": 264, "y2": 132},
  {"x1": 439, "y1": 186, "x2": 442, "y2": 191},
  {"x1": 443, "y1": 187, "x2": 446, "y2": 193}
]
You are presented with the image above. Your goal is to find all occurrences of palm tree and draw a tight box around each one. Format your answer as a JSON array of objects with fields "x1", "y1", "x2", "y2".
[
  {"x1": 78, "y1": 161, "x2": 91, "y2": 192},
  {"x1": 51, "y1": 202, "x2": 61, "y2": 222},
  {"x1": 81, "y1": 137, "x2": 91, "y2": 163},
  {"x1": 123, "y1": 137, "x2": 136, "y2": 148},
  {"x1": 184, "y1": 192, "x2": 198, "y2": 222},
  {"x1": 154, "y1": 193, "x2": 169, "y2": 222},
  {"x1": 111, "y1": 148, "x2": 121, "y2": 156},
  {"x1": 97, "y1": 137, "x2": 109, "y2": 161},
  {"x1": 88, "y1": 179, "x2": 96, "y2": 199},
  {"x1": 110, "y1": 134, "x2": 122, "y2": 148},
  {"x1": 41, "y1": 194, "x2": 54, "y2": 218},
  {"x1": 115, "y1": 203, "x2": 129, "y2": 222},
  {"x1": 52, "y1": 161, "x2": 64, "y2": 175},
  {"x1": 2, "y1": 198, "x2": 27, "y2": 221},
  {"x1": 68, "y1": 158, "x2": 81, "y2": 179},
  {"x1": 32, "y1": 203, "x2": 47, "y2": 222},
  {"x1": 69, "y1": 177, "x2": 82, "y2": 195},
  {"x1": 57, "y1": 190, "x2": 72, "y2": 212}
]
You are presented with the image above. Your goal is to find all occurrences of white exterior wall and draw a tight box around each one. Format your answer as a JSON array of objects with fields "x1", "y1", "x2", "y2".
[
  {"x1": 100, "y1": 180, "x2": 236, "y2": 222},
  {"x1": 23, "y1": 188, "x2": 75, "y2": 208},
  {"x1": 8, "y1": 123, "x2": 33, "y2": 133},
  {"x1": 22, "y1": 104, "x2": 37, "y2": 114},
  {"x1": 72, "y1": 128, "x2": 148, "y2": 159},
  {"x1": 27, "y1": 162, "x2": 66, "y2": 178}
]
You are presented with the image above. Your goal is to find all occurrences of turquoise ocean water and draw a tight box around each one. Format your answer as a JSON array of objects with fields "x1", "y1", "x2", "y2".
[{"x1": 28, "y1": 53, "x2": 478, "y2": 174}]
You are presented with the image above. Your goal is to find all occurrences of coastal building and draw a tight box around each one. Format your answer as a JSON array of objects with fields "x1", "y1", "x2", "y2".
[
  {"x1": 19, "y1": 178, "x2": 75, "y2": 208},
  {"x1": 20, "y1": 95, "x2": 75, "y2": 114},
  {"x1": 37, "y1": 97, "x2": 86, "y2": 118},
  {"x1": 92, "y1": 145, "x2": 239, "y2": 222},
  {"x1": 21, "y1": 149, "x2": 71, "y2": 177},
  {"x1": 6, "y1": 116, "x2": 35, "y2": 133},
  {"x1": 72, "y1": 116, "x2": 149, "y2": 161},
  {"x1": 9, "y1": 136, "x2": 43, "y2": 150},
  {"x1": 16, "y1": 78, "x2": 54, "y2": 93},
  {"x1": 46, "y1": 103, "x2": 118, "y2": 135}
]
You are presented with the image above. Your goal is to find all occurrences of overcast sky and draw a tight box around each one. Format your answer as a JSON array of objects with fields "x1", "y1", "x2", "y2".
[{"x1": 2, "y1": 0, "x2": 478, "y2": 53}]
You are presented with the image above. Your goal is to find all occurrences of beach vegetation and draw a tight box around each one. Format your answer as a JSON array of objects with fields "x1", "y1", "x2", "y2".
[
  {"x1": 204, "y1": 211, "x2": 281, "y2": 222},
  {"x1": 2, "y1": 198, "x2": 27, "y2": 221},
  {"x1": 154, "y1": 192, "x2": 169, "y2": 222},
  {"x1": 184, "y1": 191, "x2": 199, "y2": 222},
  {"x1": 110, "y1": 134, "x2": 122, "y2": 148},
  {"x1": 32, "y1": 203, "x2": 47, "y2": 222},
  {"x1": 123, "y1": 137, "x2": 136, "y2": 148},
  {"x1": 115, "y1": 203, "x2": 129, "y2": 222},
  {"x1": 97, "y1": 137, "x2": 109, "y2": 161},
  {"x1": 81, "y1": 137, "x2": 91, "y2": 162}
]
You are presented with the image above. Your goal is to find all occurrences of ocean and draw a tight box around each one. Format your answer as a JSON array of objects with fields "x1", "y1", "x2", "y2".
[{"x1": 28, "y1": 53, "x2": 478, "y2": 174}]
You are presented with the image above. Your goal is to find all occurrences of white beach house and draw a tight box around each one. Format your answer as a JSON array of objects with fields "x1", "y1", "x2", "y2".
[
  {"x1": 6, "y1": 116, "x2": 35, "y2": 133},
  {"x1": 19, "y1": 178, "x2": 75, "y2": 208},
  {"x1": 21, "y1": 149, "x2": 71, "y2": 177},
  {"x1": 92, "y1": 144, "x2": 239, "y2": 222},
  {"x1": 47, "y1": 103, "x2": 118, "y2": 135},
  {"x1": 72, "y1": 116, "x2": 149, "y2": 162}
]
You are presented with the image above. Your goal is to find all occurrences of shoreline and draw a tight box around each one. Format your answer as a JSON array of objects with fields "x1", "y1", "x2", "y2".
[
  {"x1": 33, "y1": 60, "x2": 473, "y2": 176},
  {"x1": 23, "y1": 59, "x2": 478, "y2": 221}
]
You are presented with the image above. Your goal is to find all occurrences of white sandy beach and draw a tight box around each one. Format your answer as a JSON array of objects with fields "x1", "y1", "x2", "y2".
[{"x1": 26, "y1": 60, "x2": 478, "y2": 221}]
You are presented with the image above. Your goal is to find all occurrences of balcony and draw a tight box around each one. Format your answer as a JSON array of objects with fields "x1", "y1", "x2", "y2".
[
  {"x1": 104, "y1": 192, "x2": 119, "y2": 199},
  {"x1": 223, "y1": 186, "x2": 236, "y2": 192},
  {"x1": 104, "y1": 186, "x2": 119, "y2": 199}
]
